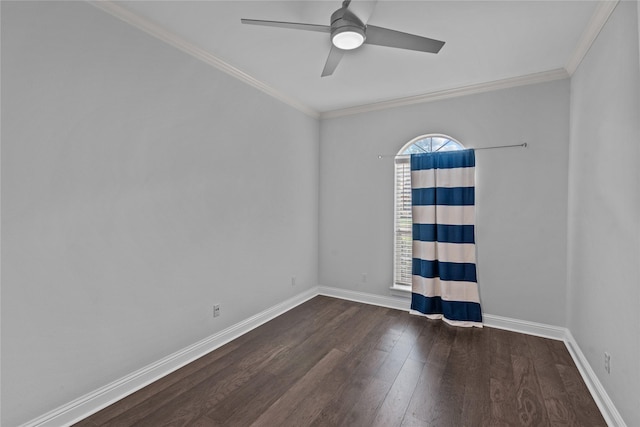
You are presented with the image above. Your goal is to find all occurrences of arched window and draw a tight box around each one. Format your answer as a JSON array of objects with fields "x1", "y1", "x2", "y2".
[{"x1": 393, "y1": 134, "x2": 465, "y2": 289}]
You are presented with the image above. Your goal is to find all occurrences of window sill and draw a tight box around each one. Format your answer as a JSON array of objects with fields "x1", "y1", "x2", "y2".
[{"x1": 389, "y1": 285, "x2": 411, "y2": 298}]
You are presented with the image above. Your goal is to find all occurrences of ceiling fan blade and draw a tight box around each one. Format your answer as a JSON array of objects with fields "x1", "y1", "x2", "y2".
[
  {"x1": 321, "y1": 45, "x2": 345, "y2": 77},
  {"x1": 241, "y1": 19, "x2": 330, "y2": 33},
  {"x1": 365, "y1": 25, "x2": 445, "y2": 53}
]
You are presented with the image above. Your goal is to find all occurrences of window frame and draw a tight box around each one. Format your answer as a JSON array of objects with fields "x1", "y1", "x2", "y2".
[{"x1": 392, "y1": 134, "x2": 465, "y2": 292}]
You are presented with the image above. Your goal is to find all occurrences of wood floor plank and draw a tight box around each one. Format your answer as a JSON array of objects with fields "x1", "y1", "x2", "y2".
[
  {"x1": 512, "y1": 354, "x2": 551, "y2": 426},
  {"x1": 401, "y1": 322, "x2": 454, "y2": 425},
  {"x1": 332, "y1": 301, "x2": 386, "y2": 354},
  {"x1": 373, "y1": 317, "x2": 424, "y2": 385},
  {"x1": 75, "y1": 297, "x2": 606, "y2": 427},
  {"x1": 130, "y1": 344, "x2": 289, "y2": 427},
  {"x1": 206, "y1": 304, "x2": 366, "y2": 425},
  {"x1": 85, "y1": 342, "x2": 256, "y2": 427},
  {"x1": 338, "y1": 377, "x2": 394, "y2": 427},
  {"x1": 371, "y1": 358, "x2": 424, "y2": 427},
  {"x1": 307, "y1": 306, "x2": 404, "y2": 426},
  {"x1": 526, "y1": 334, "x2": 578, "y2": 426},
  {"x1": 291, "y1": 306, "x2": 401, "y2": 427},
  {"x1": 487, "y1": 328, "x2": 519, "y2": 425},
  {"x1": 207, "y1": 343, "x2": 330, "y2": 426},
  {"x1": 557, "y1": 363, "x2": 607, "y2": 426},
  {"x1": 73, "y1": 339, "x2": 244, "y2": 426},
  {"x1": 546, "y1": 337, "x2": 576, "y2": 367},
  {"x1": 249, "y1": 348, "x2": 347, "y2": 427},
  {"x1": 427, "y1": 328, "x2": 469, "y2": 427},
  {"x1": 509, "y1": 328, "x2": 532, "y2": 357},
  {"x1": 280, "y1": 349, "x2": 363, "y2": 426},
  {"x1": 190, "y1": 415, "x2": 223, "y2": 427},
  {"x1": 308, "y1": 349, "x2": 389, "y2": 427},
  {"x1": 203, "y1": 370, "x2": 281, "y2": 426},
  {"x1": 460, "y1": 327, "x2": 492, "y2": 426},
  {"x1": 407, "y1": 320, "x2": 442, "y2": 363}
]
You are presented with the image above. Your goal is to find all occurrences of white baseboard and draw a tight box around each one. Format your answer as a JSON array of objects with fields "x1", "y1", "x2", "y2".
[
  {"x1": 482, "y1": 313, "x2": 567, "y2": 340},
  {"x1": 318, "y1": 286, "x2": 562, "y2": 340},
  {"x1": 564, "y1": 330, "x2": 627, "y2": 427},
  {"x1": 317, "y1": 286, "x2": 410, "y2": 311},
  {"x1": 19, "y1": 287, "x2": 318, "y2": 427},
  {"x1": 21, "y1": 285, "x2": 626, "y2": 427}
]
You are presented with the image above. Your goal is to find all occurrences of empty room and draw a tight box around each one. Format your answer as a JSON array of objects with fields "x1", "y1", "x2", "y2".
[{"x1": 1, "y1": 1, "x2": 639, "y2": 426}]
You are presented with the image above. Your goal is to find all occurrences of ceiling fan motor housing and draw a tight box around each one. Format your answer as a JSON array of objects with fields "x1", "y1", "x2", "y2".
[{"x1": 330, "y1": 7, "x2": 366, "y2": 50}]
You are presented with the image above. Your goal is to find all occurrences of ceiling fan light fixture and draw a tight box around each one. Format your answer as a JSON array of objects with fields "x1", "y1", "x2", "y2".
[{"x1": 332, "y1": 26, "x2": 365, "y2": 50}]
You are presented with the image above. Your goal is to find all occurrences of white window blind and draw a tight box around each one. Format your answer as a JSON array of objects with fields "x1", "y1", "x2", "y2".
[{"x1": 394, "y1": 157, "x2": 413, "y2": 287}]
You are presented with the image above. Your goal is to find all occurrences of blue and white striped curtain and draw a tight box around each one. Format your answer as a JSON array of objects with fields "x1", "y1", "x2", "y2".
[{"x1": 410, "y1": 150, "x2": 483, "y2": 327}]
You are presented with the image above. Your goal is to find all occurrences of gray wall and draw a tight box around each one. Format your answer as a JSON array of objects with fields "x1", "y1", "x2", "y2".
[
  {"x1": 3, "y1": 0, "x2": 639, "y2": 426},
  {"x1": 567, "y1": 1, "x2": 640, "y2": 425},
  {"x1": 1, "y1": 2, "x2": 319, "y2": 425},
  {"x1": 319, "y1": 80, "x2": 570, "y2": 326}
]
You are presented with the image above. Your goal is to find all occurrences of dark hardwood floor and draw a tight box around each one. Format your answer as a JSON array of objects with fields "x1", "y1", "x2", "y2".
[{"x1": 75, "y1": 296, "x2": 606, "y2": 426}]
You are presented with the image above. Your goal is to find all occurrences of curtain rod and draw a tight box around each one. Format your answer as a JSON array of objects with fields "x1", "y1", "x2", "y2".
[{"x1": 377, "y1": 142, "x2": 527, "y2": 159}]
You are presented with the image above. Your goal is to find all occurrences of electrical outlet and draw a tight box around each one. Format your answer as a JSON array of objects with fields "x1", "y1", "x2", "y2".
[
  {"x1": 604, "y1": 352, "x2": 611, "y2": 374},
  {"x1": 213, "y1": 304, "x2": 220, "y2": 318},
  {"x1": 291, "y1": 276, "x2": 296, "y2": 287}
]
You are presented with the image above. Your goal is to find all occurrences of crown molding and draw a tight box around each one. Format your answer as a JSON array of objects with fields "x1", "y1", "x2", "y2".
[
  {"x1": 88, "y1": 0, "x2": 611, "y2": 122},
  {"x1": 320, "y1": 68, "x2": 570, "y2": 119},
  {"x1": 565, "y1": 0, "x2": 619, "y2": 75},
  {"x1": 88, "y1": 1, "x2": 320, "y2": 119}
]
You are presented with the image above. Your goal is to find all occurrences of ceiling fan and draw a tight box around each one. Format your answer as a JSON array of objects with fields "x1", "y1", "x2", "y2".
[{"x1": 241, "y1": 0, "x2": 445, "y2": 77}]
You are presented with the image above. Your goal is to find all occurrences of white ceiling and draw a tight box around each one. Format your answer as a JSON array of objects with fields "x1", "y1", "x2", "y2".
[{"x1": 102, "y1": 1, "x2": 604, "y2": 115}]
